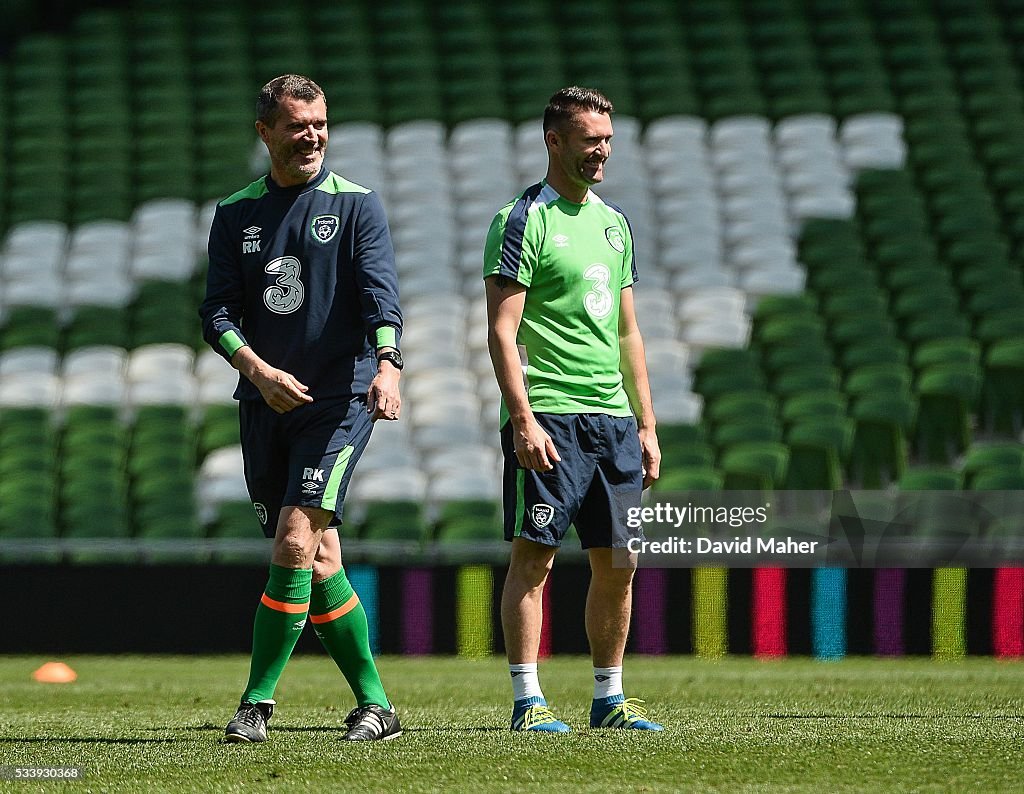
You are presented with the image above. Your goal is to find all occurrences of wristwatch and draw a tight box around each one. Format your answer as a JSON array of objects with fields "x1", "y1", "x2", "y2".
[{"x1": 377, "y1": 349, "x2": 404, "y2": 371}]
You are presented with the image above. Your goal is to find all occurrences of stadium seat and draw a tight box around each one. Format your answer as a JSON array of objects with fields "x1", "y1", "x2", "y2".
[
  {"x1": 654, "y1": 466, "x2": 724, "y2": 492},
  {"x1": 719, "y1": 441, "x2": 789, "y2": 491},
  {"x1": 913, "y1": 364, "x2": 981, "y2": 463},
  {"x1": 784, "y1": 418, "x2": 852, "y2": 490},
  {"x1": 848, "y1": 395, "x2": 915, "y2": 488},
  {"x1": 962, "y1": 443, "x2": 1024, "y2": 487},
  {"x1": 980, "y1": 337, "x2": 1024, "y2": 435}
]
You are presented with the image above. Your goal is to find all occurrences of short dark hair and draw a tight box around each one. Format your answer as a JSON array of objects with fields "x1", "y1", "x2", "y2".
[
  {"x1": 542, "y1": 86, "x2": 614, "y2": 134},
  {"x1": 256, "y1": 74, "x2": 326, "y2": 126}
]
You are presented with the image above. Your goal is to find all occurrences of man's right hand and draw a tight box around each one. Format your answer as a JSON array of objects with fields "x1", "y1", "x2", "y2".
[
  {"x1": 251, "y1": 365, "x2": 313, "y2": 413},
  {"x1": 512, "y1": 417, "x2": 561, "y2": 472},
  {"x1": 231, "y1": 346, "x2": 313, "y2": 414}
]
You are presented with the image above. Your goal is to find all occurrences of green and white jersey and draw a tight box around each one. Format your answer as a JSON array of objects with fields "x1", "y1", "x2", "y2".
[{"x1": 483, "y1": 181, "x2": 638, "y2": 423}]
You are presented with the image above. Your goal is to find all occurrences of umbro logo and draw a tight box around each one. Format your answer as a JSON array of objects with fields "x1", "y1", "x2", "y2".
[
  {"x1": 552, "y1": 233, "x2": 570, "y2": 248},
  {"x1": 595, "y1": 675, "x2": 611, "y2": 682},
  {"x1": 243, "y1": 226, "x2": 262, "y2": 254}
]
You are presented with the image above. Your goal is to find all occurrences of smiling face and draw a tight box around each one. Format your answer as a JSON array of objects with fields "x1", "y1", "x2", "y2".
[
  {"x1": 544, "y1": 110, "x2": 613, "y2": 202},
  {"x1": 256, "y1": 95, "x2": 328, "y2": 187}
]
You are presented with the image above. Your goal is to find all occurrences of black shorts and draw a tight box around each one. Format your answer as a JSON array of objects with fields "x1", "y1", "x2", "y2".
[
  {"x1": 239, "y1": 395, "x2": 373, "y2": 537},
  {"x1": 500, "y1": 413, "x2": 644, "y2": 549}
]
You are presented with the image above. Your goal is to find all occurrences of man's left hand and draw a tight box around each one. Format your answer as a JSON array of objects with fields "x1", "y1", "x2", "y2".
[
  {"x1": 368, "y1": 361, "x2": 402, "y2": 421},
  {"x1": 639, "y1": 427, "x2": 661, "y2": 490}
]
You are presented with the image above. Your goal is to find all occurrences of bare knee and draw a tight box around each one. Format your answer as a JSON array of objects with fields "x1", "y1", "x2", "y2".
[
  {"x1": 271, "y1": 506, "x2": 331, "y2": 569},
  {"x1": 272, "y1": 532, "x2": 312, "y2": 569},
  {"x1": 311, "y1": 558, "x2": 338, "y2": 583},
  {"x1": 312, "y1": 529, "x2": 342, "y2": 583},
  {"x1": 589, "y1": 549, "x2": 636, "y2": 591},
  {"x1": 507, "y1": 541, "x2": 557, "y2": 593}
]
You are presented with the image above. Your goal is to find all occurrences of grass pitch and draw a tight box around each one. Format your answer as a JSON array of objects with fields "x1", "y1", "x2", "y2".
[{"x1": 0, "y1": 655, "x2": 1022, "y2": 792}]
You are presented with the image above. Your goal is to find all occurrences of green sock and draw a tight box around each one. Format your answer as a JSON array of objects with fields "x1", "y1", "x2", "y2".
[
  {"x1": 310, "y1": 568, "x2": 389, "y2": 708},
  {"x1": 241, "y1": 564, "x2": 312, "y2": 703}
]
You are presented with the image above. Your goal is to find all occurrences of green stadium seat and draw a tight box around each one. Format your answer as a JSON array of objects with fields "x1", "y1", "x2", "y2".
[
  {"x1": 435, "y1": 518, "x2": 499, "y2": 543},
  {"x1": 840, "y1": 338, "x2": 910, "y2": 372},
  {"x1": 780, "y1": 390, "x2": 848, "y2": 426},
  {"x1": 970, "y1": 468, "x2": 1024, "y2": 490},
  {"x1": 913, "y1": 364, "x2": 981, "y2": 463},
  {"x1": 199, "y1": 407, "x2": 239, "y2": 456},
  {"x1": 435, "y1": 499, "x2": 500, "y2": 540},
  {"x1": 821, "y1": 287, "x2": 889, "y2": 321},
  {"x1": 756, "y1": 315, "x2": 828, "y2": 349},
  {"x1": 845, "y1": 363, "x2": 913, "y2": 398},
  {"x1": 762, "y1": 342, "x2": 834, "y2": 378},
  {"x1": 828, "y1": 316, "x2": 898, "y2": 356},
  {"x1": 707, "y1": 392, "x2": 779, "y2": 429},
  {"x1": 713, "y1": 418, "x2": 783, "y2": 449},
  {"x1": 912, "y1": 338, "x2": 981, "y2": 372},
  {"x1": 0, "y1": 504, "x2": 58, "y2": 539},
  {"x1": 210, "y1": 501, "x2": 260, "y2": 539},
  {"x1": 976, "y1": 311, "x2": 1024, "y2": 350},
  {"x1": 962, "y1": 443, "x2": 1024, "y2": 487},
  {"x1": 653, "y1": 466, "x2": 724, "y2": 492},
  {"x1": 362, "y1": 501, "x2": 428, "y2": 541},
  {"x1": 784, "y1": 418, "x2": 852, "y2": 489},
  {"x1": 980, "y1": 337, "x2": 1024, "y2": 435},
  {"x1": 657, "y1": 423, "x2": 708, "y2": 449},
  {"x1": 64, "y1": 306, "x2": 130, "y2": 350},
  {"x1": 891, "y1": 287, "x2": 961, "y2": 334},
  {"x1": 1, "y1": 307, "x2": 61, "y2": 351},
  {"x1": 899, "y1": 466, "x2": 963, "y2": 491},
  {"x1": 773, "y1": 364, "x2": 842, "y2": 398},
  {"x1": 696, "y1": 367, "x2": 767, "y2": 400},
  {"x1": 848, "y1": 395, "x2": 915, "y2": 488},
  {"x1": 661, "y1": 441, "x2": 716, "y2": 471},
  {"x1": 720, "y1": 442, "x2": 789, "y2": 491},
  {"x1": 433, "y1": 481, "x2": 501, "y2": 541}
]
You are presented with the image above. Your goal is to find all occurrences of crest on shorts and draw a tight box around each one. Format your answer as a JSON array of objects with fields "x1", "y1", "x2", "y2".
[
  {"x1": 605, "y1": 226, "x2": 625, "y2": 253},
  {"x1": 531, "y1": 504, "x2": 555, "y2": 528},
  {"x1": 253, "y1": 502, "x2": 268, "y2": 525},
  {"x1": 311, "y1": 214, "x2": 340, "y2": 243}
]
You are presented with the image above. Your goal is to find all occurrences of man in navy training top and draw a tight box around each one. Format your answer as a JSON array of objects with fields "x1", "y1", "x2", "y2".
[{"x1": 200, "y1": 74, "x2": 404, "y2": 743}]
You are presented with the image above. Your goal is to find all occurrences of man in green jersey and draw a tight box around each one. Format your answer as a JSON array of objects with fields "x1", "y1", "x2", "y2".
[{"x1": 483, "y1": 87, "x2": 663, "y2": 732}]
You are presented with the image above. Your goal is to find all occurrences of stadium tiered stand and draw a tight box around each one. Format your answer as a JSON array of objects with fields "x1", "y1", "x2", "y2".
[{"x1": 2, "y1": 0, "x2": 1024, "y2": 657}]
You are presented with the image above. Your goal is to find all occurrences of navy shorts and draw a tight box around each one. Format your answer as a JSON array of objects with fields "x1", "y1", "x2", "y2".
[
  {"x1": 239, "y1": 395, "x2": 373, "y2": 537},
  {"x1": 501, "y1": 413, "x2": 644, "y2": 549}
]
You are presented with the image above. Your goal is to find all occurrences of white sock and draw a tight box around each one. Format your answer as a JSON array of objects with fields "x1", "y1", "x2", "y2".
[
  {"x1": 593, "y1": 666, "x2": 623, "y2": 700},
  {"x1": 509, "y1": 663, "x2": 543, "y2": 702}
]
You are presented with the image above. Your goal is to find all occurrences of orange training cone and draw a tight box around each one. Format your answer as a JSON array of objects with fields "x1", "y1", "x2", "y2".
[{"x1": 33, "y1": 662, "x2": 77, "y2": 683}]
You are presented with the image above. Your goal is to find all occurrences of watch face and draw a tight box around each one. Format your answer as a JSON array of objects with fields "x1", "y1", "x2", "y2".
[{"x1": 379, "y1": 351, "x2": 403, "y2": 370}]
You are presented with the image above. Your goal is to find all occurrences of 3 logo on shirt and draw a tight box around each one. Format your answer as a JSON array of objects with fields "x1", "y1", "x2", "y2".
[
  {"x1": 583, "y1": 263, "x2": 614, "y2": 319},
  {"x1": 311, "y1": 214, "x2": 340, "y2": 244},
  {"x1": 264, "y1": 256, "x2": 305, "y2": 314}
]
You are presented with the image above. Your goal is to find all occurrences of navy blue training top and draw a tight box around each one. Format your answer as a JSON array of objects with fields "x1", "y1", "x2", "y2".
[{"x1": 200, "y1": 168, "x2": 403, "y2": 402}]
